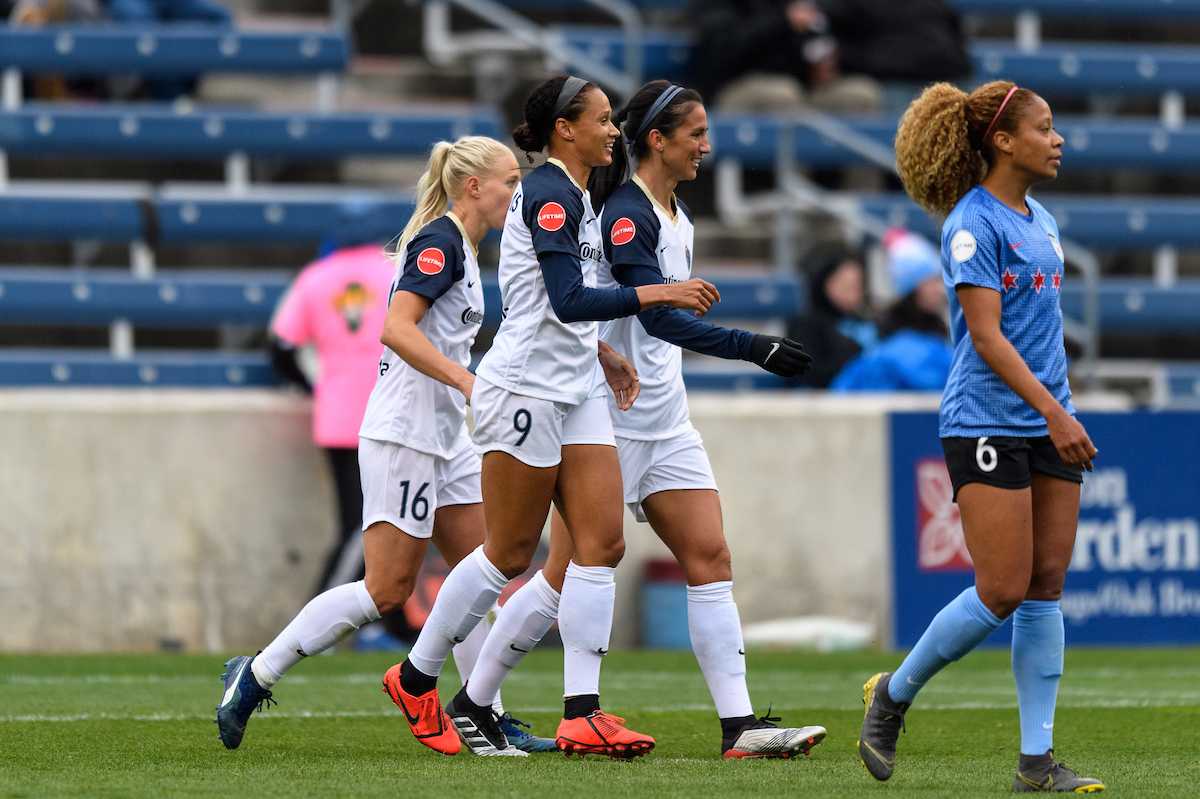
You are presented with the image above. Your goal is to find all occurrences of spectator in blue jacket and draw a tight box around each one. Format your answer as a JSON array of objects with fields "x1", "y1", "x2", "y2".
[{"x1": 832, "y1": 228, "x2": 952, "y2": 392}]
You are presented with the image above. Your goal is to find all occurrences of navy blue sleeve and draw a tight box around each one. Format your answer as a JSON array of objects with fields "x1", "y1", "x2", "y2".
[
  {"x1": 522, "y1": 180, "x2": 586, "y2": 258},
  {"x1": 540, "y1": 252, "x2": 641, "y2": 323},
  {"x1": 614, "y1": 263, "x2": 754, "y2": 360},
  {"x1": 394, "y1": 221, "x2": 465, "y2": 304}
]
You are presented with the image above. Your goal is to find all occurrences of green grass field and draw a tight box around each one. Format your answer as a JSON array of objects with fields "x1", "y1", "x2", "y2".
[{"x1": 3, "y1": 648, "x2": 1200, "y2": 798}]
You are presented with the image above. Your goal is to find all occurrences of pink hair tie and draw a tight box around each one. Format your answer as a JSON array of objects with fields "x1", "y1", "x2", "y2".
[{"x1": 981, "y1": 85, "x2": 1020, "y2": 145}]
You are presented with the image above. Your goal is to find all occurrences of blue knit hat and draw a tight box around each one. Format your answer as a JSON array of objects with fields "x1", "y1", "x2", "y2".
[{"x1": 884, "y1": 226, "x2": 941, "y2": 298}]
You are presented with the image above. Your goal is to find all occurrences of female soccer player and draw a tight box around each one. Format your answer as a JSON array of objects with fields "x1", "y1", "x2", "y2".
[
  {"x1": 391, "y1": 74, "x2": 719, "y2": 759},
  {"x1": 857, "y1": 81, "x2": 1104, "y2": 792},
  {"x1": 452, "y1": 80, "x2": 823, "y2": 760},
  {"x1": 214, "y1": 136, "x2": 522, "y2": 754}
]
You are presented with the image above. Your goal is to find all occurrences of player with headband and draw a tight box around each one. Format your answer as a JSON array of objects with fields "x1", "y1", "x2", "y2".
[
  {"x1": 857, "y1": 81, "x2": 1104, "y2": 792},
  {"x1": 214, "y1": 136, "x2": 527, "y2": 754},
  {"x1": 390, "y1": 74, "x2": 720, "y2": 759},
  {"x1": 449, "y1": 79, "x2": 824, "y2": 760}
]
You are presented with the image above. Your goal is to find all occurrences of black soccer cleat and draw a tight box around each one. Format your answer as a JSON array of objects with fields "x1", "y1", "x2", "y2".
[
  {"x1": 858, "y1": 672, "x2": 909, "y2": 781},
  {"x1": 1014, "y1": 751, "x2": 1106, "y2": 793}
]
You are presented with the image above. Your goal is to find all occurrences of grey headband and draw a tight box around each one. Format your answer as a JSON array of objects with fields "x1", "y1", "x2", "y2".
[
  {"x1": 552, "y1": 76, "x2": 589, "y2": 121},
  {"x1": 632, "y1": 84, "x2": 685, "y2": 146}
]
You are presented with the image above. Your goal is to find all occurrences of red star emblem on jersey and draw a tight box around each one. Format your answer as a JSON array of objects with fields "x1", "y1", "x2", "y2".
[
  {"x1": 1002, "y1": 268, "x2": 1019, "y2": 291},
  {"x1": 1032, "y1": 268, "x2": 1046, "y2": 294},
  {"x1": 1053, "y1": 270, "x2": 1062, "y2": 292}
]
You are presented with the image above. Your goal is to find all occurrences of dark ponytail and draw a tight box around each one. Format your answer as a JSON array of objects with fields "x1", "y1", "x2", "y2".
[
  {"x1": 588, "y1": 79, "x2": 703, "y2": 210},
  {"x1": 512, "y1": 74, "x2": 597, "y2": 162}
]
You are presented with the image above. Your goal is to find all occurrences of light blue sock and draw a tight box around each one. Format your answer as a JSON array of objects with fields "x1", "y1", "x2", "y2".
[
  {"x1": 1011, "y1": 600, "x2": 1063, "y2": 756},
  {"x1": 889, "y1": 586, "x2": 1005, "y2": 704}
]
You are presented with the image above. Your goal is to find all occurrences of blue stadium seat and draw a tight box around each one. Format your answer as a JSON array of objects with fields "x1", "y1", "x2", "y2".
[
  {"x1": 0, "y1": 184, "x2": 145, "y2": 242},
  {"x1": 154, "y1": 185, "x2": 414, "y2": 244},
  {"x1": 854, "y1": 193, "x2": 1200, "y2": 250},
  {"x1": 555, "y1": 27, "x2": 693, "y2": 85},
  {"x1": 0, "y1": 268, "x2": 288, "y2": 327},
  {"x1": 708, "y1": 114, "x2": 1200, "y2": 171},
  {"x1": 0, "y1": 25, "x2": 347, "y2": 75},
  {"x1": 972, "y1": 41, "x2": 1200, "y2": 96},
  {"x1": 0, "y1": 104, "x2": 505, "y2": 160},
  {"x1": 949, "y1": 0, "x2": 1200, "y2": 17},
  {"x1": 0, "y1": 349, "x2": 278, "y2": 387},
  {"x1": 1060, "y1": 278, "x2": 1200, "y2": 334}
]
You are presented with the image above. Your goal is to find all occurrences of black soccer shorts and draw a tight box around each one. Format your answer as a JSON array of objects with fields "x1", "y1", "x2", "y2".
[{"x1": 941, "y1": 435, "x2": 1083, "y2": 501}]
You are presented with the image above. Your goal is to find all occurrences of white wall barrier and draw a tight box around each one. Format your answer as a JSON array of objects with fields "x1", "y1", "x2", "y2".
[{"x1": 0, "y1": 389, "x2": 951, "y2": 653}]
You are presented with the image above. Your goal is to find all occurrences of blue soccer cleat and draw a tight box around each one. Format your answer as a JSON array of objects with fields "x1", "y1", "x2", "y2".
[
  {"x1": 499, "y1": 713, "x2": 558, "y2": 753},
  {"x1": 215, "y1": 655, "x2": 276, "y2": 750}
]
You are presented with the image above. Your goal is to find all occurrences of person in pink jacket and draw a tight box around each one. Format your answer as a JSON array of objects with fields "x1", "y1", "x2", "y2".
[{"x1": 270, "y1": 239, "x2": 396, "y2": 596}]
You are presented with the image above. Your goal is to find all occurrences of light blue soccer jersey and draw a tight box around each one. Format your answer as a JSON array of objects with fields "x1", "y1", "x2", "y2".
[{"x1": 939, "y1": 186, "x2": 1074, "y2": 438}]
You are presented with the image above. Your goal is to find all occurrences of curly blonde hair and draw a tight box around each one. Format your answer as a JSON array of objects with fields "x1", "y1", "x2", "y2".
[{"x1": 895, "y1": 80, "x2": 1036, "y2": 218}]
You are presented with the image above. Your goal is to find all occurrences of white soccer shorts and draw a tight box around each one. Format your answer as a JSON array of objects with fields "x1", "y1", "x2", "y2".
[
  {"x1": 617, "y1": 428, "x2": 719, "y2": 523},
  {"x1": 359, "y1": 437, "x2": 482, "y2": 539},
  {"x1": 470, "y1": 377, "x2": 616, "y2": 468}
]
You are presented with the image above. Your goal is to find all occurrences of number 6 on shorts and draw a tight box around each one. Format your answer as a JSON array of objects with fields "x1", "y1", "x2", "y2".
[
  {"x1": 513, "y1": 409, "x2": 532, "y2": 447},
  {"x1": 976, "y1": 437, "x2": 998, "y2": 472}
]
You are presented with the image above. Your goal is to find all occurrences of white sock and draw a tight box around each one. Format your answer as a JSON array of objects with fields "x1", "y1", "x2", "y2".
[
  {"x1": 408, "y1": 546, "x2": 508, "y2": 678},
  {"x1": 452, "y1": 602, "x2": 505, "y2": 712},
  {"x1": 253, "y1": 580, "x2": 380, "y2": 688},
  {"x1": 687, "y1": 581, "x2": 753, "y2": 719},
  {"x1": 560, "y1": 561, "x2": 615, "y2": 698},
  {"x1": 466, "y1": 570, "x2": 561, "y2": 709}
]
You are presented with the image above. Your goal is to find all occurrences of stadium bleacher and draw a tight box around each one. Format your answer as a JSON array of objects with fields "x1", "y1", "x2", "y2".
[{"x1": 1, "y1": 1, "x2": 1198, "y2": 404}]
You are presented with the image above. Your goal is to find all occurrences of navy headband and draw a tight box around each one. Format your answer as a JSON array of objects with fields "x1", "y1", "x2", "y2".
[
  {"x1": 631, "y1": 84, "x2": 686, "y2": 146},
  {"x1": 552, "y1": 76, "x2": 589, "y2": 121}
]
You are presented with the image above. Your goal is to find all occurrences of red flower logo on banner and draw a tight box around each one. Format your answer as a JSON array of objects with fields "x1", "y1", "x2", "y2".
[{"x1": 916, "y1": 457, "x2": 973, "y2": 572}]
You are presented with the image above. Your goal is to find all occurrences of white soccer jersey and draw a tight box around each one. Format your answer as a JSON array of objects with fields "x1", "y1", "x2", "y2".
[
  {"x1": 597, "y1": 173, "x2": 748, "y2": 439},
  {"x1": 475, "y1": 159, "x2": 605, "y2": 406},
  {"x1": 359, "y1": 213, "x2": 484, "y2": 458},
  {"x1": 598, "y1": 176, "x2": 696, "y2": 440}
]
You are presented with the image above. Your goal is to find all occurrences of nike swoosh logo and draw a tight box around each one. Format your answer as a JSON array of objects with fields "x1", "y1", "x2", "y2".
[
  {"x1": 221, "y1": 660, "x2": 248, "y2": 707},
  {"x1": 1009, "y1": 241, "x2": 1024, "y2": 250},
  {"x1": 452, "y1": 636, "x2": 464, "y2": 644},
  {"x1": 738, "y1": 649, "x2": 745, "y2": 655},
  {"x1": 467, "y1": 280, "x2": 475, "y2": 287},
  {"x1": 397, "y1": 693, "x2": 422, "y2": 727},
  {"x1": 905, "y1": 676, "x2": 922, "y2": 686},
  {"x1": 765, "y1": 342, "x2": 780, "y2": 363},
  {"x1": 509, "y1": 644, "x2": 529, "y2": 653},
  {"x1": 659, "y1": 246, "x2": 668, "y2": 253},
  {"x1": 597, "y1": 648, "x2": 608, "y2": 656},
  {"x1": 296, "y1": 648, "x2": 307, "y2": 658},
  {"x1": 1042, "y1": 722, "x2": 1054, "y2": 729}
]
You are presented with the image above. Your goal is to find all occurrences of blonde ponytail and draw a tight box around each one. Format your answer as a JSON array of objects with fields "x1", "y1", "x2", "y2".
[{"x1": 395, "y1": 135, "x2": 515, "y2": 256}]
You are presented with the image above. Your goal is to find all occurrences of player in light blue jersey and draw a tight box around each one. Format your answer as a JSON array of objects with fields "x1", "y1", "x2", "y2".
[{"x1": 857, "y1": 81, "x2": 1104, "y2": 793}]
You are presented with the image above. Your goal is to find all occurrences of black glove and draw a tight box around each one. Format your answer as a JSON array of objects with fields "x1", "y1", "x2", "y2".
[{"x1": 748, "y1": 335, "x2": 813, "y2": 377}]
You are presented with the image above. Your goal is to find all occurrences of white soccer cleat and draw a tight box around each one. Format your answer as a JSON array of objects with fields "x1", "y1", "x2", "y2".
[{"x1": 722, "y1": 711, "x2": 827, "y2": 759}]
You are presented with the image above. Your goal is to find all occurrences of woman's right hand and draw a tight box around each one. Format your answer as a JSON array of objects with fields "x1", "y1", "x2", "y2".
[
  {"x1": 663, "y1": 278, "x2": 721, "y2": 317},
  {"x1": 1046, "y1": 408, "x2": 1098, "y2": 472},
  {"x1": 460, "y1": 373, "x2": 476, "y2": 406}
]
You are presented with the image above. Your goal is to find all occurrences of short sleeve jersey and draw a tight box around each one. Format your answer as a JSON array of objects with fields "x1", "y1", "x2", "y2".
[
  {"x1": 475, "y1": 159, "x2": 605, "y2": 406},
  {"x1": 270, "y1": 244, "x2": 394, "y2": 449},
  {"x1": 598, "y1": 177, "x2": 696, "y2": 440},
  {"x1": 358, "y1": 214, "x2": 485, "y2": 458},
  {"x1": 939, "y1": 186, "x2": 1074, "y2": 438}
]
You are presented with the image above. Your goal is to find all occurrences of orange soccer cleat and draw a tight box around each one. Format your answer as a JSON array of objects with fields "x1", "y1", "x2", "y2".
[
  {"x1": 555, "y1": 711, "x2": 656, "y2": 759},
  {"x1": 382, "y1": 662, "x2": 461, "y2": 755}
]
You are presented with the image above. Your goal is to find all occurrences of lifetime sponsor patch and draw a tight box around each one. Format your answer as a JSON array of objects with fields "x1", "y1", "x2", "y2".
[
  {"x1": 537, "y1": 202, "x2": 567, "y2": 231},
  {"x1": 416, "y1": 247, "x2": 446, "y2": 275},
  {"x1": 610, "y1": 217, "x2": 636, "y2": 246},
  {"x1": 950, "y1": 230, "x2": 977, "y2": 262}
]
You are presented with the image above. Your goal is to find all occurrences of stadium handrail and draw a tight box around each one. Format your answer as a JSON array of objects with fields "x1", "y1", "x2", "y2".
[{"x1": 949, "y1": 0, "x2": 1200, "y2": 17}]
